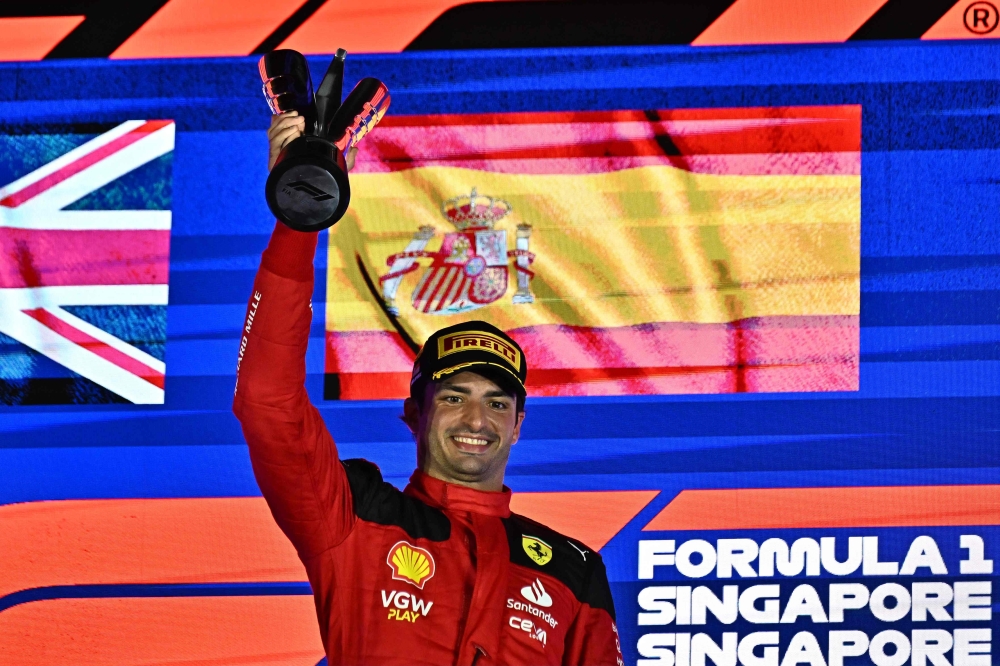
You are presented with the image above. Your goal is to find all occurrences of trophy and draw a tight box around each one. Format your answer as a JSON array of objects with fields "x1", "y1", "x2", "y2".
[{"x1": 259, "y1": 49, "x2": 390, "y2": 231}]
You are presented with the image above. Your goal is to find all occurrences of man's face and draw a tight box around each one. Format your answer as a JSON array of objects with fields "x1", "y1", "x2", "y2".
[{"x1": 404, "y1": 370, "x2": 525, "y2": 491}]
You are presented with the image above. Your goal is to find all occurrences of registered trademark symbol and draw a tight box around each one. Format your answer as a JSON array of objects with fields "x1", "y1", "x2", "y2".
[{"x1": 964, "y1": 1, "x2": 998, "y2": 34}]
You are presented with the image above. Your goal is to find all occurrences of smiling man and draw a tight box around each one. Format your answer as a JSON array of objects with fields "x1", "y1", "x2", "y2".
[{"x1": 232, "y1": 112, "x2": 623, "y2": 666}]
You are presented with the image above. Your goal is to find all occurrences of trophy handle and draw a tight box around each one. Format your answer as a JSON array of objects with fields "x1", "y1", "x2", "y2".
[
  {"x1": 258, "y1": 49, "x2": 316, "y2": 133},
  {"x1": 326, "y1": 78, "x2": 391, "y2": 153}
]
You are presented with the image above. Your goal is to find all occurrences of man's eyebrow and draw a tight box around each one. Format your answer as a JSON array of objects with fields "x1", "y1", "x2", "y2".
[
  {"x1": 438, "y1": 384, "x2": 472, "y2": 395},
  {"x1": 484, "y1": 390, "x2": 513, "y2": 400}
]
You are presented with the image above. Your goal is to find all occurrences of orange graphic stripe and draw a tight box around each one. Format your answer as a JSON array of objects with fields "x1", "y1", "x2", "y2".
[
  {"x1": 0, "y1": 596, "x2": 323, "y2": 665},
  {"x1": 692, "y1": 0, "x2": 889, "y2": 45},
  {"x1": 923, "y1": 0, "x2": 997, "y2": 40},
  {"x1": 511, "y1": 491, "x2": 659, "y2": 550},
  {"x1": 1, "y1": 491, "x2": 650, "y2": 602},
  {"x1": 111, "y1": 0, "x2": 306, "y2": 59},
  {"x1": 0, "y1": 498, "x2": 304, "y2": 601},
  {"x1": 0, "y1": 16, "x2": 84, "y2": 62},
  {"x1": 280, "y1": 0, "x2": 505, "y2": 54},
  {"x1": 644, "y1": 484, "x2": 1000, "y2": 531}
]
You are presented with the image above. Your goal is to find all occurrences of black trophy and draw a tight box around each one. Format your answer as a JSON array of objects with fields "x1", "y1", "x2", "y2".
[{"x1": 259, "y1": 48, "x2": 390, "y2": 231}]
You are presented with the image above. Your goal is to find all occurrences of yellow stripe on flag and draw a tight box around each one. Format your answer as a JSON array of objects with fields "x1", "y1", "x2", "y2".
[{"x1": 327, "y1": 165, "x2": 859, "y2": 340}]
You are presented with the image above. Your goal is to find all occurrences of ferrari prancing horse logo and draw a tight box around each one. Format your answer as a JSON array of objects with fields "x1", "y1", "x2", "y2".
[{"x1": 522, "y1": 535, "x2": 553, "y2": 566}]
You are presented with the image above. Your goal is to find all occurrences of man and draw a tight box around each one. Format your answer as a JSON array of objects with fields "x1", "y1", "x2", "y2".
[{"x1": 233, "y1": 111, "x2": 624, "y2": 666}]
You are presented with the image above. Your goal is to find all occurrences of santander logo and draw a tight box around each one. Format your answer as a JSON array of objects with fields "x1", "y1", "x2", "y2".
[{"x1": 520, "y1": 578, "x2": 553, "y2": 608}]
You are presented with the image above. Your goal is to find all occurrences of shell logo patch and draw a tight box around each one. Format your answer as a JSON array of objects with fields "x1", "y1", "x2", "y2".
[
  {"x1": 387, "y1": 541, "x2": 436, "y2": 589},
  {"x1": 522, "y1": 535, "x2": 553, "y2": 566}
]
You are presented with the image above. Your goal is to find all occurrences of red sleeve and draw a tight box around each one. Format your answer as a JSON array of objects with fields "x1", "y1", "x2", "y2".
[
  {"x1": 563, "y1": 607, "x2": 624, "y2": 666},
  {"x1": 563, "y1": 557, "x2": 625, "y2": 666},
  {"x1": 232, "y1": 222, "x2": 355, "y2": 560}
]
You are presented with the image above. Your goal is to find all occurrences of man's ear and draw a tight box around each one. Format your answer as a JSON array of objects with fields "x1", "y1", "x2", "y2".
[
  {"x1": 510, "y1": 409, "x2": 525, "y2": 446},
  {"x1": 401, "y1": 397, "x2": 420, "y2": 436}
]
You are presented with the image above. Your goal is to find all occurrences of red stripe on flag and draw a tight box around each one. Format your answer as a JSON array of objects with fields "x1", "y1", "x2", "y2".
[
  {"x1": 643, "y1": 485, "x2": 1000, "y2": 531},
  {"x1": 0, "y1": 229, "x2": 169, "y2": 288},
  {"x1": 330, "y1": 364, "x2": 858, "y2": 399},
  {"x1": 362, "y1": 122, "x2": 859, "y2": 161},
  {"x1": 23, "y1": 308, "x2": 165, "y2": 389},
  {"x1": 356, "y1": 106, "x2": 861, "y2": 175},
  {"x1": 325, "y1": 330, "x2": 416, "y2": 375},
  {"x1": 325, "y1": 316, "x2": 859, "y2": 399},
  {"x1": 334, "y1": 372, "x2": 413, "y2": 400},
  {"x1": 354, "y1": 152, "x2": 861, "y2": 176},
  {"x1": 1, "y1": 121, "x2": 172, "y2": 208},
  {"x1": 378, "y1": 107, "x2": 861, "y2": 127}
]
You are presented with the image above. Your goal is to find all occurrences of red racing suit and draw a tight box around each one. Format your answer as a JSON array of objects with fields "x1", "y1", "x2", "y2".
[{"x1": 233, "y1": 223, "x2": 625, "y2": 666}]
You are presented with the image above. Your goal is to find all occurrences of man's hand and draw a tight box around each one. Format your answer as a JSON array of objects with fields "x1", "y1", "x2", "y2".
[
  {"x1": 268, "y1": 111, "x2": 304, "y2": 171},
  {"x1": 267, "y1": 111, "x2": 358, "y2": 172}
]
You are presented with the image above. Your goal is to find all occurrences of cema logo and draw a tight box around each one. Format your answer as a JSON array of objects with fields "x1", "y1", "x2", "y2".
[
  {"x1": 387, "y1": 541, "x2": 436, "y2": 589},
  {"x1": 509, "y1": 615, "x2": 548, "y2": 647}
]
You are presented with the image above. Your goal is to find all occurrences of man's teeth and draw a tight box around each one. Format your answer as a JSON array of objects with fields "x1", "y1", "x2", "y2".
[{"x1": 454, "y1": 435, "x2": 490, "y2": 446}]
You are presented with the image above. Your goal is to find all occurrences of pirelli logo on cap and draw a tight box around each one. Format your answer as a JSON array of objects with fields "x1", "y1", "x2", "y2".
[{"x1": 438, "y1": 331, "x2": 520, "y2": 370}]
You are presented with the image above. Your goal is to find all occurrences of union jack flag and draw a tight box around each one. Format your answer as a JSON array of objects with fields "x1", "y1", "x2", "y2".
[{"x1": 0, "y1": 120, "x2": 174, "y2": 405}]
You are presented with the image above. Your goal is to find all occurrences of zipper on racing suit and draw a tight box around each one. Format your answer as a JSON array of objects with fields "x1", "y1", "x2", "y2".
[{"x1": 470, "y1": 645, "x2": 487, "y2": 666}]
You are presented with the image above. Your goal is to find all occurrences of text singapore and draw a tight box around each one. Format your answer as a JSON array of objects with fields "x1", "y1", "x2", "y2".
[{"x1": 633, "y1": 535, "x2": 993, "y2": 666}]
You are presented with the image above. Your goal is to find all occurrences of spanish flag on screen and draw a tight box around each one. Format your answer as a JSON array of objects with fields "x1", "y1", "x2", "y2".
[{"x1": 325, "y1": 106, "x2": 860, "y2": 400}]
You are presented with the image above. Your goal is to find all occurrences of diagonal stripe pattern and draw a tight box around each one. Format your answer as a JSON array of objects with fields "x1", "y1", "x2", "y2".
[{"x1": 0, "y1": 0, "x2": 980, "y2": 59}]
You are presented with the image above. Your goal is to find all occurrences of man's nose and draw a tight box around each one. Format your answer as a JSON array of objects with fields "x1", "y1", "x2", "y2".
[{"x1": 461, "y1": 399, "x2": 488, "y2": 431}]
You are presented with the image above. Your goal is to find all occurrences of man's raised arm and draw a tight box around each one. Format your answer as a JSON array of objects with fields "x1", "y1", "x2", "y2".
[{"x1": 232, "y1": 112, "x2": 357, "y2": 560}]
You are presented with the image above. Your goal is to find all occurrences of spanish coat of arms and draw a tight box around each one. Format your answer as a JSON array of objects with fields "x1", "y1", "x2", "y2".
[{"x1": 379, "y1": 189, "x2": 535, "y2": 315}]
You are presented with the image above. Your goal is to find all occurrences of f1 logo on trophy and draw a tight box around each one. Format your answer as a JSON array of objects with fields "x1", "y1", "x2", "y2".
[{"x1": 259, "y1": 48, "x2": 390, "y2": 231}]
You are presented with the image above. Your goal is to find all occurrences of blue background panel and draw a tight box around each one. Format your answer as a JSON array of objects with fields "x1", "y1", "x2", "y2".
[{"x1": 1, "y1": 40, "x2": 998, "y2": 666}]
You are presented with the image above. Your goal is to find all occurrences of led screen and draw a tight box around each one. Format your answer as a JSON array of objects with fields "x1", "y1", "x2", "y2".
[{"x1": 1, "y1": 39, "x2": 997, "y2": 666}]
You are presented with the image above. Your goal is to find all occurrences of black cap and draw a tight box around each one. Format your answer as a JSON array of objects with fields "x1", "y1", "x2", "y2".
[{"x1": 410, "y1": 321, "x2": 527, "y2": 402}]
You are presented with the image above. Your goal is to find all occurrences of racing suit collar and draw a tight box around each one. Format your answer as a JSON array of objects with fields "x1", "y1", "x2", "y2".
[{"x1": 405, "y1": 469, "x2": 512, "y2": 517}]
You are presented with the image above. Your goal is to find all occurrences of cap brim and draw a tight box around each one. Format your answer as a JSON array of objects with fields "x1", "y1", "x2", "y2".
[
  {"x1": 428, "y1": 361, "x2": 524, "y2": 402},
  {"x1": 412, "y1": 362, "x2": 526, "y2": 403},
  {"x1": 466, "y1": 363, "x2": 526, "y2": 401}
]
